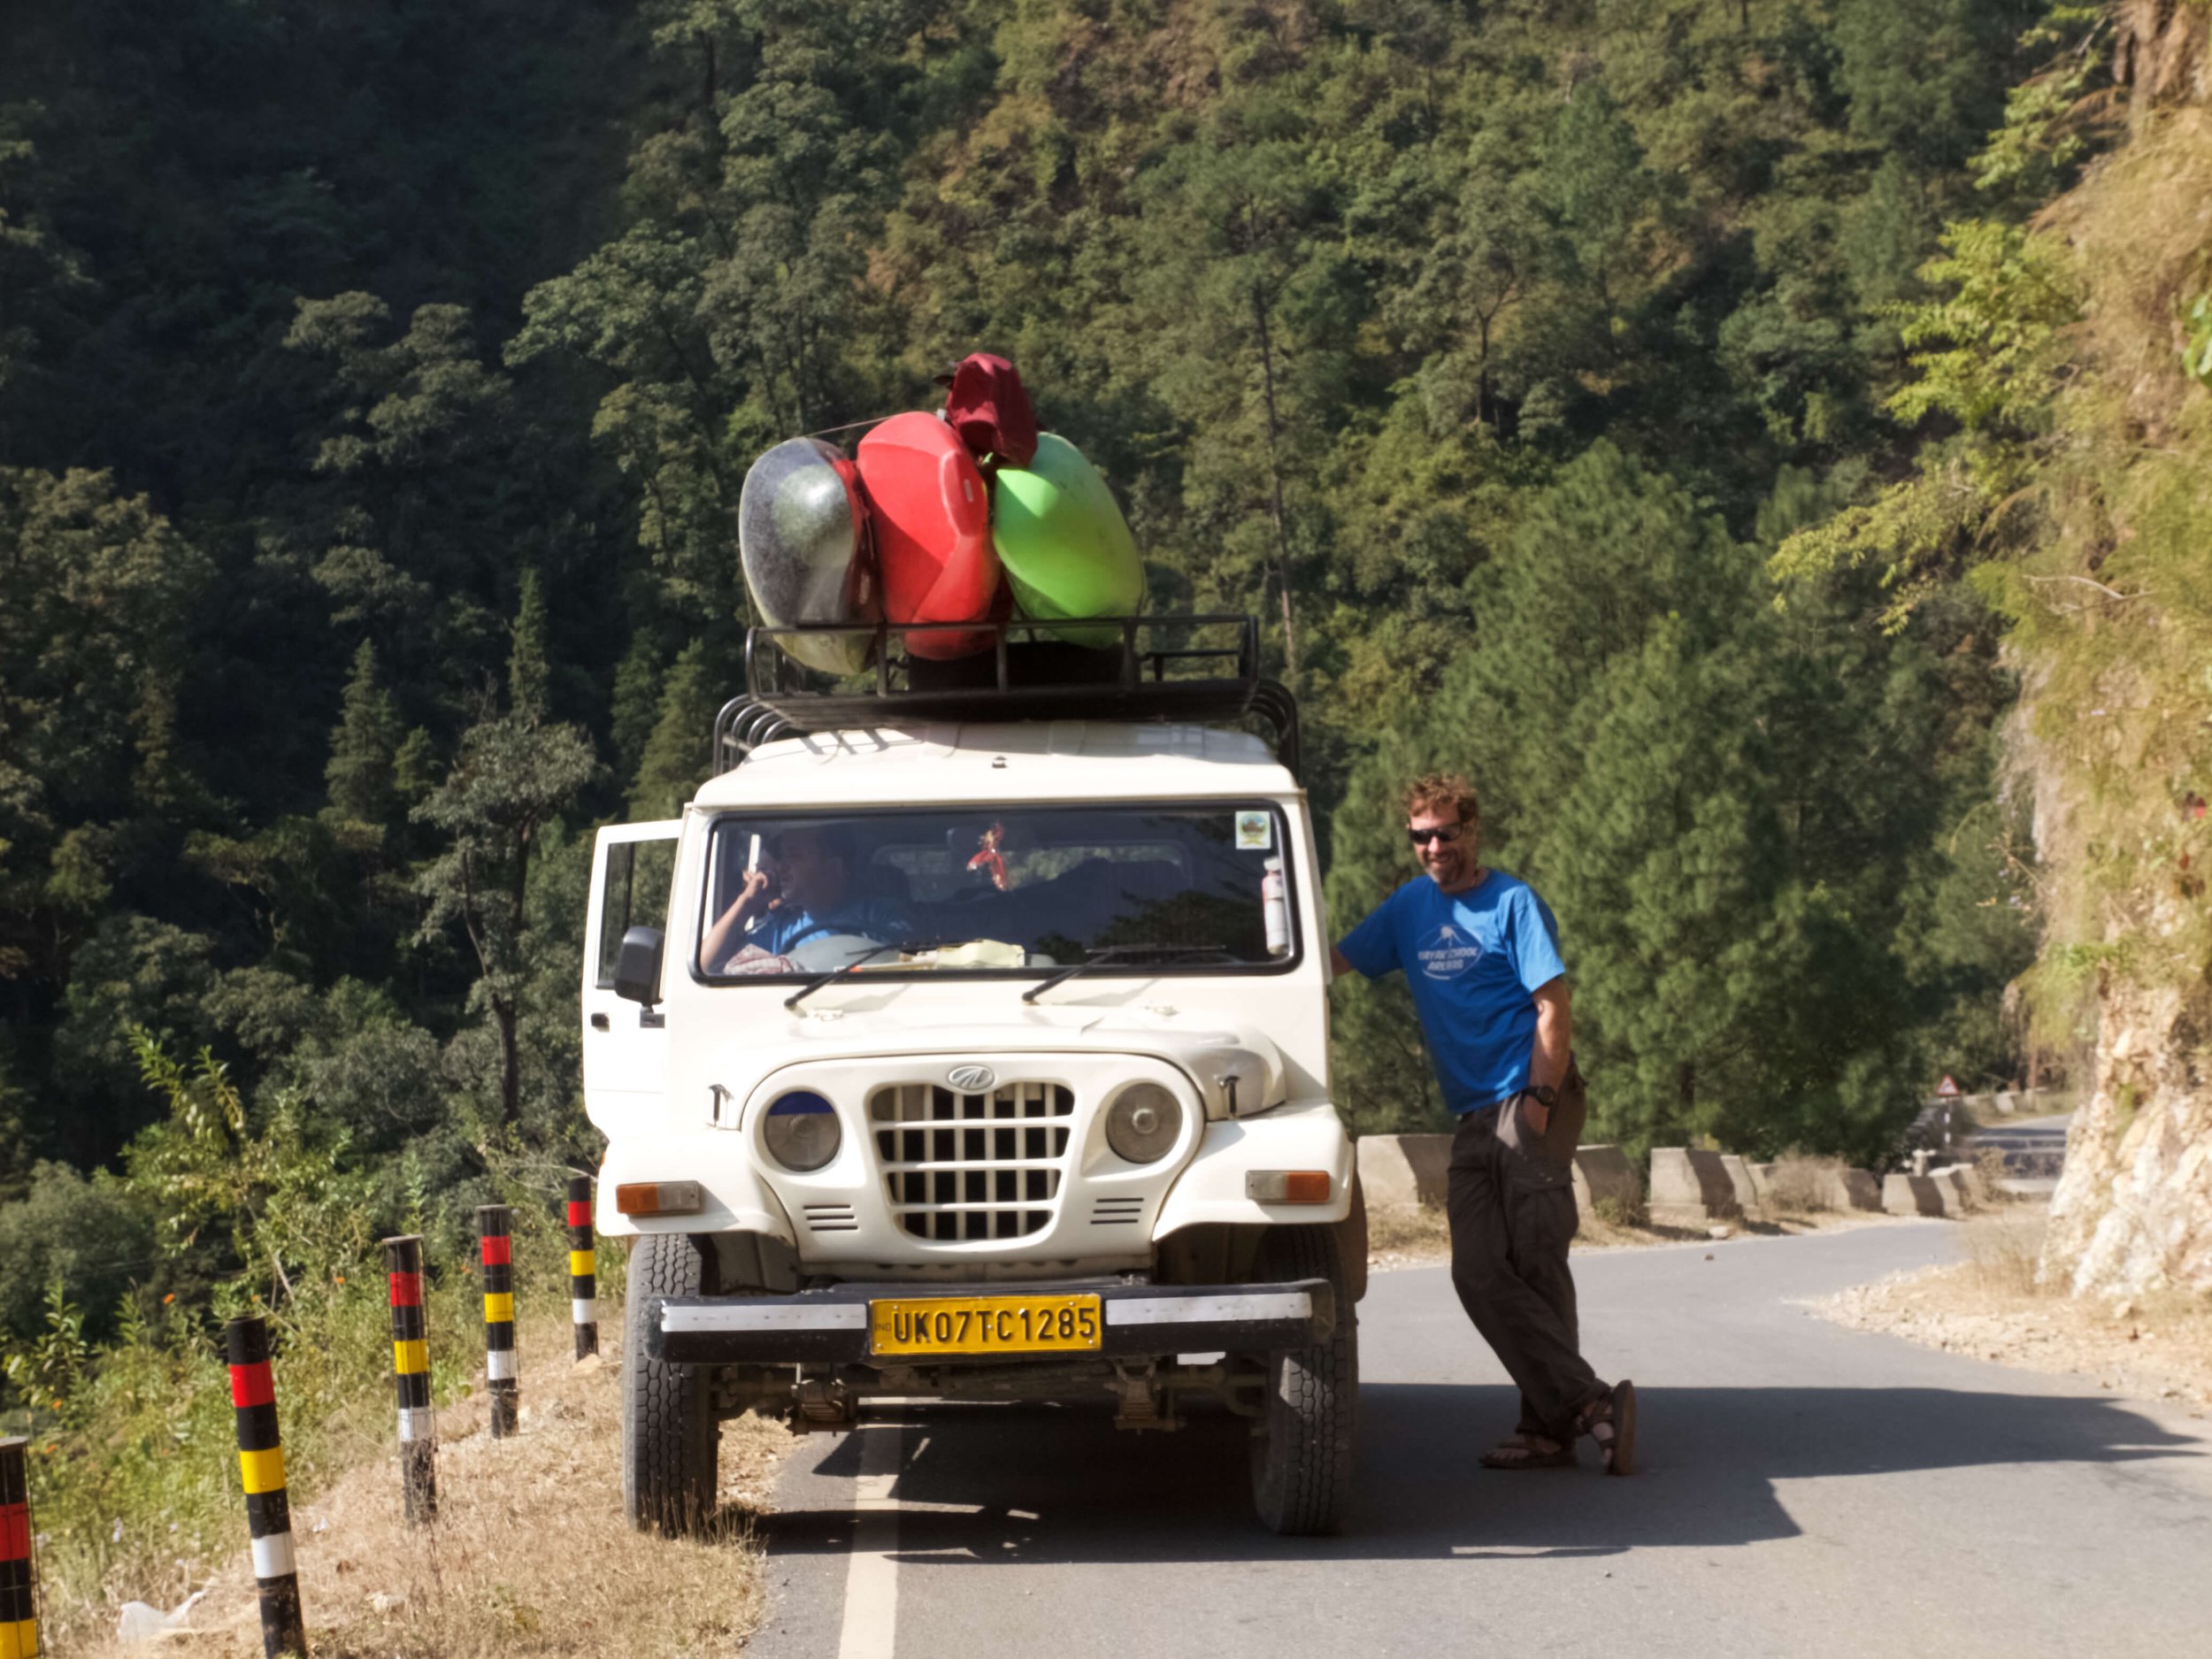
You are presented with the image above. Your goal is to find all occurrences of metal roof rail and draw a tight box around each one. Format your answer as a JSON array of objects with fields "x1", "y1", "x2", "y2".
[{"x1": 708, "y1": 614, "x2": 1300, "y2": 780}]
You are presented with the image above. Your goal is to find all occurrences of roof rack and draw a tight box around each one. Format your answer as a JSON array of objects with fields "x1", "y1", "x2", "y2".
[{"x1": 710, "y1": 614, "x2": 1301, "y2": 780}]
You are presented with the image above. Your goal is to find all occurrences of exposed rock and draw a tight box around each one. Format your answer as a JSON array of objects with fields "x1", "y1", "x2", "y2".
[{"x1": 2045, "y1": 981, "x2": 2212, "y2": 1296}]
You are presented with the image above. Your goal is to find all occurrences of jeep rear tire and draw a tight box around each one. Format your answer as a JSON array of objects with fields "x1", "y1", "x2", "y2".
[
  {"x1": 623, "y1": 1233, "x2": 718, "y2": 1534},
  {"x1": 1247, "y1": 1224, "x2": 1358, "y2": 1535}
]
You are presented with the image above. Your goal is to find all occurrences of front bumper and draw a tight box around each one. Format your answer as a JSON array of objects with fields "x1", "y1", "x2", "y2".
[{"x1": 646, "y1": 1277, "x2": 1335, "y2": 1365}]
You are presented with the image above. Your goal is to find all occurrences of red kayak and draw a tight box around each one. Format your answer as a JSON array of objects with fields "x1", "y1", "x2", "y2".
[{"x1": 856, "y1": 411, "x2": 1002, "y2": 659}]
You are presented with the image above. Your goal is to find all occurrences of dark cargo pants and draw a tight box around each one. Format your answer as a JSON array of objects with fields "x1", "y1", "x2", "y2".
[{"x1": 1446, "y1": 1101, "x2": 1605, "y2": 1442}]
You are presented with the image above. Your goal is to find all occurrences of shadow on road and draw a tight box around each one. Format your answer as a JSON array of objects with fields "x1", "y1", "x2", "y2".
[{"x1": 756, "y1": 1381, "x2": 2201, "y2": 1563}]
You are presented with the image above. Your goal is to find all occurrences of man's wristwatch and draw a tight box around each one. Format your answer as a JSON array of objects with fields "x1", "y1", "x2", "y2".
[{"x1": 1523, "y1": 1084, "x2": 1558, "y2": 1109}]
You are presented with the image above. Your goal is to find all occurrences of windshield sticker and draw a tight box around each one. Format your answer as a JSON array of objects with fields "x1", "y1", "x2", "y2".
[{"x1": 1234, "y1": 810, "x2": 1273, "y2": 851}]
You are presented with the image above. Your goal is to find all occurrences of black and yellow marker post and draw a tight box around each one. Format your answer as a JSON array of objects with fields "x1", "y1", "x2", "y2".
[
  {"x1": 565, "y1": 1177, "x2": 598, "y2": 1360},
  {"x1": 383, "y1": 1235, "x2": 436, "y2": 1525},
  {"x1": 477, "y1": 1205, "x2": 518, "y2": 1437},
  {"x1": 0, "y1": 1437, "x2": 39, "y2": 1659},
  {"x1": 227, "y1": 1317, "x2": 308, "y2": 1657}
]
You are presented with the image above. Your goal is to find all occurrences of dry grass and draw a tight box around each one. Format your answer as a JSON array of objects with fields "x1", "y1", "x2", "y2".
[
  {"x1": 1961, "y1": 1206, "x2": 2050, "y2": 1296},
  {"x1": 1366, "y1": 1201, "x2": 1452, "y2": 1259},
  {"x1": 1763, "y1": 1151, "x2": 1847, "y2": 1215},
  {"x1": 1824, "y1": 1206, "x2": 2212, "y2": 1412},
  {"x1": 69, "y1": 1307, "x2": 787, "y2": 1659}
]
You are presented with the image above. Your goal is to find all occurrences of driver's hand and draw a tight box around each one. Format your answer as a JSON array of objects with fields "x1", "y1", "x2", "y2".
[
  {"x1": 1520, "y1": 1095, "x2": 1550, "y2": 1136},
  {"x1": 726, "y1": 867, "x2": 774, "y2": 925}
]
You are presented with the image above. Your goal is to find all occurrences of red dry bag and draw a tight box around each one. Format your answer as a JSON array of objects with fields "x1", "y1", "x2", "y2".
[{"x1": 941, "y1": 352, "x2": 1039, "y2": 469}]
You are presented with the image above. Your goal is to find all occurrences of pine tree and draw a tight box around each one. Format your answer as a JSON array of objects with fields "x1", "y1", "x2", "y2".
[
  {"x1": 628, "y1": 640, "x2": 720, "y2": 822},
  {"x1": 324, "y1": 640, "x2": 402, "y2": 828},
  {"x1": 413, "y1": 585, "x2": 600, "y2": 1127}
]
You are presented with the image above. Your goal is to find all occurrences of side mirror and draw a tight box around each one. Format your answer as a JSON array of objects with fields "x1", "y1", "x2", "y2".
[{"x1": 613, "y1": 926, "x2": 667, "y2": 1007}]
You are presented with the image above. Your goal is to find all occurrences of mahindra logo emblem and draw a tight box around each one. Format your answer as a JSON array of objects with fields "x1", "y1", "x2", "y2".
[{"x1": 946, "y1": 1064, "x2": 997, "y2": 1094}]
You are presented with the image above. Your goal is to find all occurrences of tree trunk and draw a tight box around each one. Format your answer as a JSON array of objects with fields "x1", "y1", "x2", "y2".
[
  {"x1": 495, "y1": 995, "x2": 520, "y2": 1127},
  {"x1": 1250, "y1": 286, "x2": 1300, "y2": 680}
]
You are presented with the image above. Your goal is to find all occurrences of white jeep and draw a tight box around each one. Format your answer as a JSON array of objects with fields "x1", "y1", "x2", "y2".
[{"x1": 580, "y1": 618, "x2": 1363, "y2": 1535}]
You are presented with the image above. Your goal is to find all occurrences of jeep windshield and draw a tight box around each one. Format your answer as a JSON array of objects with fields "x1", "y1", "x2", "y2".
[{"x1": 693, "y1": 803, "x2": 1295, "y2": 981}]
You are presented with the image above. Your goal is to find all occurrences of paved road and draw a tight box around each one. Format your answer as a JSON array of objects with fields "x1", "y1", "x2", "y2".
[
  {"x1": 1965, "y1": 1110, "x2": 2075, "y2": 1179},
  {"x1": 747, "y1": 1225, "x2": 2211, "y2": 1659}
]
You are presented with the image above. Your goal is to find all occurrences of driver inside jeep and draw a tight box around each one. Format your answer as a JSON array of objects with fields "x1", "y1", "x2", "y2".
[{"x1": 702, "y1": 824, "x2": 918, "y2": 974}]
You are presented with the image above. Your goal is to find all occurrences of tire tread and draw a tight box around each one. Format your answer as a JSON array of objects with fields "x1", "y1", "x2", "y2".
[
  {"x1": 1248, "y1": 1225, "x2": 1358, "y2": 1535},
  {"x1": 622, "y1": 1233, "x2": 718, "y2": 1534}
]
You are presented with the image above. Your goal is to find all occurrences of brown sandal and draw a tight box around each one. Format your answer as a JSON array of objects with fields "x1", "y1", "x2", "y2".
[
  {"x1": 1576, "y1": 1381, "x2": 1638, "y2": 1476},
  {"x1": 1479, "y1": 1433, "x2": 1577, "y2": 1471}
]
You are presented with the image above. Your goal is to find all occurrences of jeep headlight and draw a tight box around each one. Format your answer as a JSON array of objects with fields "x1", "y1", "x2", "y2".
[
  {"x1": 1105, "y1": 1082, "x2": 1183, "y2": 1164},
  {"x1": 763, "y1": 1090, "x2": 841, "y2": 1171}
]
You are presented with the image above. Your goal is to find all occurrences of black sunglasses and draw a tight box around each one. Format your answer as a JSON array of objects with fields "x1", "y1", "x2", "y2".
[{"x1": 1407, "y1": 824, "x2": 1467, "y2": 847}]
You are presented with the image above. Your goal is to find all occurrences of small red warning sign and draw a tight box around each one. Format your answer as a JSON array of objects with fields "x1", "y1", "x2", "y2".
[{"x1": 1935, "y1": 1075, "x2": 1961, "y2": 1098}]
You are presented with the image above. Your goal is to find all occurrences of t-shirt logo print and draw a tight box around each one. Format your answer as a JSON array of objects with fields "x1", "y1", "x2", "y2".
[{"x1": 1417, "y1": 922, "x2": 1483, "y2": 980}]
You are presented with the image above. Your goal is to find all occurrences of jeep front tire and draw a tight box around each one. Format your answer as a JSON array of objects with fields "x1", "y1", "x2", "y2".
[
  {"x1": 622, "y1": 1233, "x2": 718, "y2": 1534},
  {"x1": 1247, "y1": 1224, "x2": 1358, "y2": 1535}
]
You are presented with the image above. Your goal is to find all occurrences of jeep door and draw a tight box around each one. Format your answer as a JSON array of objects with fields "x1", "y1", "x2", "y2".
[{"x1": 580, "y1": 819, "x2": 680, "y2": 1136}]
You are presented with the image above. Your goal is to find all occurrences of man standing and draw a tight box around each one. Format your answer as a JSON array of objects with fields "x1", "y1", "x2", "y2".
[{"x1": 1333, "y1": 773, "x2": 1636, "y2": 1475}]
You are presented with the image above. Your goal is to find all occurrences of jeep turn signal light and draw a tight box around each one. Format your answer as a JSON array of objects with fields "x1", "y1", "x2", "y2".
[
  {"x1": 1246, "y1": 1170, "x2": 1332, "y2": 1204},
  {"x1": 614, "y1": 1180, "x2": 703, "y2": 1217}
]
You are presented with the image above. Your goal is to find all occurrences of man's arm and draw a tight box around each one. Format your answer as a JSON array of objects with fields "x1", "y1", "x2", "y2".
[
  {"x1": 1330, "y1": 945, "x2": 1353, "y2": 978},
  {"x1": 1521, "y1": 976, "x2": 1572, "y2": 1131},
  {"x1": 701, "y1": 868, "x2": 773, "y2": 968}
]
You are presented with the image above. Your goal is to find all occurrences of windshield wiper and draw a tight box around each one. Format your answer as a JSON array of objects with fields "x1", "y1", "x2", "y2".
[
  {"x1": 1020, "y1": 942, "x2": 1237, "y2": 1004},
  {"x1": 783, "y1": 941, "x2": 911, "y2": 1010},
  {"x1": 782, "y1": 938, "x2": 980, "y2": 1010}
]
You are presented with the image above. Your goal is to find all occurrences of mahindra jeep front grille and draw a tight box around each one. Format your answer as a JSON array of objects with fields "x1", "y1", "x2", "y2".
[{"x1": 867, "y1": 1080, "x2": 1074, "y2": 1242}]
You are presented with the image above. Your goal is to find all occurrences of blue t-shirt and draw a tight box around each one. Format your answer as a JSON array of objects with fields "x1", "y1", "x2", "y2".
[
  {"x1": 749, "y1": 899, "x2": 916, "y2": 957},
  {"x1": 1337, "y1": 870, "x2": 1567, "y2": 1114}
]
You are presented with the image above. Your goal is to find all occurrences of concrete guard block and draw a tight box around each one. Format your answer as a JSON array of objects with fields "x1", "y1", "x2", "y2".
[
  {"x1": 1647, "y1": 1147, "x2": 1741, "y2": 1225},
  {"x1": 1882, "y1": 1171, "x2": 1947, "y2": 1217},
  {"x1": 1718, "y1": 1153, "x2": 1762, "y2": 1215},
  {"x1": 1356, "y1": 1133, "x2": 1452, "y2": 1212},
  {"x1": 1748, "y1": 1160, "x2": 1777, "y2": 1204},
  {"x1": 1928, "y1": 1164, "x2": 1983, "y2": 1213},
  {"x1": 1571, "y1": 1145, "x2": 1638, "y2": 1216},
  {"x1": 1813, "y1": 1167, "x2": 1883, "y2": 1211}
]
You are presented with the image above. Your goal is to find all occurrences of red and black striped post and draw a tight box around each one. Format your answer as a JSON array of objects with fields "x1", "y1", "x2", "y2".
[
  {"x1": 0, "y1": 1437, "x2": 39, "y2": 1659},
  {"x1": 227, "y1": 1317, "x2": 307, "y2": 1657},
  {"x1": 382, "y1": 1235, "x2": 436, "y2": 1525},
  {"x1": 476, "y1": 1205, "x2": 518, "y2": 1438},
  {"x1": 565, "y1": 1177, "x2": 598, "y2": 1360}
]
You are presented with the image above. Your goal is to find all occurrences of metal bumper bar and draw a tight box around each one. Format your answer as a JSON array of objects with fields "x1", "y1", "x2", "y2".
[{"x1": 646, "y1": 1278, "x2": 1334, "y2": 1365}]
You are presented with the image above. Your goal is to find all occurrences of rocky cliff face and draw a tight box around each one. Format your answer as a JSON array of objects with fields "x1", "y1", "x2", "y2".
[
  {"x1": 2046, "y1": 981, "x2": 2212, "y2": 1294},
  {"x1": 2037, "y1": 4, "x2": 2212, "y2": 1300},
  {"x1": 2114, "y1": 1, "x2": 2208, "y2": 109}
]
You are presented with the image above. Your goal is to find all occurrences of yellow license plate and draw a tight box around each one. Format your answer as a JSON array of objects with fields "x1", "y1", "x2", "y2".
[{"x1": 870, "y1": 1294, "x2": 1102, "y2": 1357}]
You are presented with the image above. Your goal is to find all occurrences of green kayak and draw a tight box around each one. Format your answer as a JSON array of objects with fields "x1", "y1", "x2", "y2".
[{"x1": 989, "y1": 433, "x2": 1146, "y2": 647}]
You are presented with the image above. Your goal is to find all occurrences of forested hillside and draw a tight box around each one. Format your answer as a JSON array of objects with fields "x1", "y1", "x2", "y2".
[{"x1": 3, "y1": 0, "x2": 2109, "y2": 1382}]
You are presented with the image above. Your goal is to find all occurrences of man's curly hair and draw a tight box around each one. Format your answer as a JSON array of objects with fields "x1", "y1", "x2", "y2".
[{"x1": 1403, "y1": 772, "x2": 1480, "y2": 828}]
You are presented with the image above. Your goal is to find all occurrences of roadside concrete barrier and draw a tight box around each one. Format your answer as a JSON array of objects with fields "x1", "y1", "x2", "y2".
[
  {"x1": 1571, "y1": 1145, "x2": 1639, "y2": 1216},
  {"x1": 1648, "y1": 1148, "x2": 1741, "y2": 1226},
  {"x1": 1882, "y1": 1172, "x2": 1947, "y2": 1217},
  {"x1": 1356, "y1": 1133, "x2": 1451, "y2": 1212},
  {"x1": 1835, "y1": 1169, "x2": 1882, "y2": 1211},
  {"x1": 1928, "y1": 1164, "x2": 1985, "y2": 1213},
  {"x1": 1718, "y1": 1154, "x2": 1762, "y2": 1216}
]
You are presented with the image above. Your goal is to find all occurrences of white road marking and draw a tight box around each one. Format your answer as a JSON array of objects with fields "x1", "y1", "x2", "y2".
[{"x1": 835, "y1": 1424, "x2": 904, "y2": 1659}]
